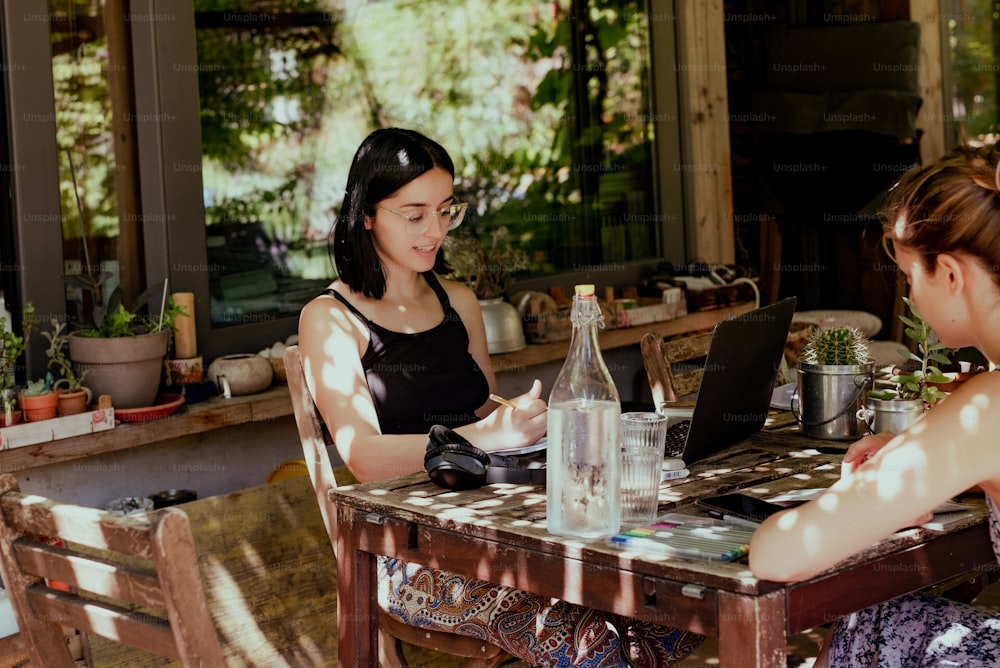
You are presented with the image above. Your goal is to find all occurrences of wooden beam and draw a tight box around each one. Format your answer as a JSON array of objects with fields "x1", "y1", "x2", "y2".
[
  {"x1": 104, "y1": 0, "x2": 144, "y2": 309},
  {"x1": 911, "y1": 0, "x2": 947, "y2": 163},
  {"x1": 676, "y1": 0, "x2": 734, "y2": 265}
]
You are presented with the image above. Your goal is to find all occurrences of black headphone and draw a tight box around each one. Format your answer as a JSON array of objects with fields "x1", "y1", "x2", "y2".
[{"x1": 424, "y1": 425, "x2": 546, "y2": 490}]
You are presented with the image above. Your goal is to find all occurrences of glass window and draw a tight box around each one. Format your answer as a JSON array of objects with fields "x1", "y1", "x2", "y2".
[
  {"x1": 49, "y1": 0, "x2": 143, "y2": 325},
  {"x1": 4, "y1": 0, "x2": 681, "y2": 362},
  {"x1": 941, "y1": 0, "x2": 999, "y2": 146},
  {"x1": 192, "y1": 0, "x2": 661, "y2": 327}
]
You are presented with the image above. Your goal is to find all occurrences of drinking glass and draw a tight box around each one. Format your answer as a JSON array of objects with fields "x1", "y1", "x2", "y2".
[{"x1": 620, "y1": 412, "x2": 669, "y2": 524}]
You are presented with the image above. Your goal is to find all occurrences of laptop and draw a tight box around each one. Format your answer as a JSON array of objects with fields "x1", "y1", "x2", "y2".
[{"x1": 662, "y1": 297, "x2": 797, "y2": 465}]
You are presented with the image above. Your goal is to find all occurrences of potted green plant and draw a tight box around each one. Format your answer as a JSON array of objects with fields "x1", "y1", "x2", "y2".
[
  {"x1": 66, "y1": 277, "x2": 187, "y2": 409},
  {"x1": 0, "y1": 304, "x2": 29, "y2": 427},
  {"x1": 795, "y1": 326, "x2": 875, "y2": 440},
  {"x1": 38, "y1": 318, "x2": 92, "y2": 416},
  {"x1": 863, "y1": 297, "x2": 952, "y2": 433},
  {"x1": 445, "y1": 226, "x2": 529, "y2": 354},
  {"x1": 19, "y1": 374, "x2": 58, "y2": 423}
]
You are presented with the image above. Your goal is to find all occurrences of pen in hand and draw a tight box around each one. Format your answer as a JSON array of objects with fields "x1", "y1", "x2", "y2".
[{"x1": 489, "y1": 393, "x2": 519, "y2": 410}]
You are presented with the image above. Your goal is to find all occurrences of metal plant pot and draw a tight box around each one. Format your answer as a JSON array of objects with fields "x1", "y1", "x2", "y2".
[
  {"x1": 479, "y1": 298, "x2": 526, "y2": 354},
  {"x1": 858, "y1": 396, "x2": 924, "y2": 435},
  {"x1": 794, "y1": 362, "x2": 875, "y2": 440}
]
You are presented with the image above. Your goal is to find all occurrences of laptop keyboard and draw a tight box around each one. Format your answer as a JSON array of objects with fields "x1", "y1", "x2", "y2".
[{"x1": 664, "y1": 420, "x2": 691, "y2": 458}]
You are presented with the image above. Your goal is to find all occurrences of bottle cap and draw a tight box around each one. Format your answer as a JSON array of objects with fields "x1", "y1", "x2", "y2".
[{"x1": 574, "y1": 284, "x2": 595, "y2": 297}]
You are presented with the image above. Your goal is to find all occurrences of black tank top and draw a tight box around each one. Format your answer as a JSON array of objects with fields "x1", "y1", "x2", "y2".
[{"x1": 324, "y1": 273, "x2": 490, "y2": 434}]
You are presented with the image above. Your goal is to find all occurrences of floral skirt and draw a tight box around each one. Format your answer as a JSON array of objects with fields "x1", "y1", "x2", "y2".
[
  {"x1": 828, "y1": 591, "x2": 1000, "y2": 667},
  {"x1": 378, "y1": 557, "x2": 704, "y2": 667}
]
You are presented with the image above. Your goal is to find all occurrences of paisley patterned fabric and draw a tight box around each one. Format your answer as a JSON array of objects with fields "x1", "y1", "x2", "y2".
[
  {"x1": 827, "y1": 496, "x2": 1000, "y2": 667},
  {"x1": 378, "y1": 557, "x2": 704, "y2": 666}
]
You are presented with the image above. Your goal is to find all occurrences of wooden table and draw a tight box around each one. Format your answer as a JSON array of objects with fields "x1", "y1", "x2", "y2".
[{"x1": 331, "y1": 431, "x2": 994, "y2": 667}]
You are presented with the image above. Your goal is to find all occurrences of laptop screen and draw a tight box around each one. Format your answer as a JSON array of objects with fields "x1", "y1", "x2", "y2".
[{"x1": 680, "y1": 297, "x2": 797, "y2": 465}]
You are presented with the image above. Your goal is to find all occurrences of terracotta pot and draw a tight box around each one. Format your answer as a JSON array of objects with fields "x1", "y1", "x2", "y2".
[
  {"x1": 57, "y1": 388, "x2": 90, "y2": 417},
  {"x1": 20, "y1": 391, "x2": 58, "y2": 422},
  {"x1": 68, "y1": 331, "x2": 169, "y2": 409},
  {"x1": 207, "y1": 353, "x2": 273, "y2": 397}
]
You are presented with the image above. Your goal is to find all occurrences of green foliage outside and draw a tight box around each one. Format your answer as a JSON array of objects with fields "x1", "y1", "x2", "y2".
[{"x1": 194, "y1": 0, "x2": 655, "y2": 280}]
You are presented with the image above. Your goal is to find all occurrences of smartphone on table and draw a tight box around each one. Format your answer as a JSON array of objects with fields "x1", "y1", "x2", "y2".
[{"x1": 696, "y1": 493, "x2": 788, "y2": 524}]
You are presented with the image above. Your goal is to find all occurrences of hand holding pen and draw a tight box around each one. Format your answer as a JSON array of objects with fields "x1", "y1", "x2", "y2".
[{"x1": 485, "y1": 381, "x2": 547, "y2": 449}]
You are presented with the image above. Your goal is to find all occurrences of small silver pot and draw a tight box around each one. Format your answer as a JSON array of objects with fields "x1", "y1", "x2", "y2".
[{"x1": 858, "y1": 397, "x2": 924, "y2": 435}]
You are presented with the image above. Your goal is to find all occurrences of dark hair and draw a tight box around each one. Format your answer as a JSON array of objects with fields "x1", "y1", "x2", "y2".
[
  {"x1": 882, "y1": 141, "x2": 1000, "y2": 286},
  {"x1": 330, "y1": 128, "x2": 455, "y2": 299}
]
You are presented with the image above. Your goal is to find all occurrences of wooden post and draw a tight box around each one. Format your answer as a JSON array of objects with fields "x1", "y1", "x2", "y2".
[
  {"x1": 676, "y1": 0, "x2": 734, "y2": 265},
  {"x1": 103, "y1": 0, "x2": 143, "y2": 308},
  {"x1": 911, "y1": 0, "x2": 947, "y2": 163}
]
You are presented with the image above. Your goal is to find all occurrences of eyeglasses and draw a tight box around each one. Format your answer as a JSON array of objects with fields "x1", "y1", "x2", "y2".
[{"x1": 377, "y1": 201, "x2": 468, "y2": 236}]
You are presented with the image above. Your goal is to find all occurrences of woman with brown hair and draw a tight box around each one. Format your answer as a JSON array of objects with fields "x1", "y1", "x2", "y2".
[{"x1": 750, "y1": 141, "x2": 1000, "y2": 666}]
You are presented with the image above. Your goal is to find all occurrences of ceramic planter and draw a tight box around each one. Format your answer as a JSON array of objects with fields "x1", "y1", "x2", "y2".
[
  {"x1": 207, "y1": 353, "x2": 273, "y2": 397},
  {"x1": 68, "y1": 331, "x2": 169, "y2": 409},
  {"x1": 20, "y1": 391, "x2": 58, "y2": 422}
]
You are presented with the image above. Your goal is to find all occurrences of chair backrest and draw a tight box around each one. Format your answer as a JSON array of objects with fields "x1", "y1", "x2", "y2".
[
  {"x1": 0, "y1": 473, "x2": 227, "y2": 668},
  {"x1": 283, "y1": 347, "x2": 509, "y2": 666},
  {"x1": 640, "y1": 331, "x2": 713, "y2": 406},
  {"x1": 283, "y1": 345, "x2": 340, "y2": 547}
]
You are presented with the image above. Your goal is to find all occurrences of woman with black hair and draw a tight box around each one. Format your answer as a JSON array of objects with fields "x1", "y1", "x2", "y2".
[{"x1": 298, "y1": 128, "x2": 703, "y2": 665}]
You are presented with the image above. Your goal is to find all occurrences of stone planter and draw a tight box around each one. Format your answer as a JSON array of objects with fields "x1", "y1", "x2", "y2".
[
  {"x1": 69, "y1": 331, "x2": 169, "y2": 409},
  {"x1": 207, "y1": 353, "x2": 273, "y2": 397}
]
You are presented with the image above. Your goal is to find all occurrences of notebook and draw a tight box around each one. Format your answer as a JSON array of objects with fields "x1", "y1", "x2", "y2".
[{"x1": 662, "y1": 297, "x2": 797, "y2": 465}]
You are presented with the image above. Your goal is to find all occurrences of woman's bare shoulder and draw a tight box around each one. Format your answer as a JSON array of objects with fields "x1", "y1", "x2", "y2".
[
  {"x1": 299, "y1": 282, "x2": 366, "y2": 340},
  {"x1": 437, "y1": 276, "x2": 479, "y2": 308}
]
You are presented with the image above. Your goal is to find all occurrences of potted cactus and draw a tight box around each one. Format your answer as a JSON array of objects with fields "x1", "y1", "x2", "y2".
[{"x1": 795, "y1": 326, "x2": 875, "y2": 440}]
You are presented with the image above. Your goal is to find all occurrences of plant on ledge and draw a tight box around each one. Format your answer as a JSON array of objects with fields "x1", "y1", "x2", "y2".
[
  {"x1": 0, "y1": 303, "x2": 30, "y2": 396},
  {"x1": 867, "y1": 297, "x2": 951, "y2": 405},
  {"x1": 444, "y1": 226, "x2": 529, "y2": 300},
  {"x1": 68, "y1": 277, "x2": 187, "y2": 338},
  {"x1": 42, "y1": 319, "x2": 86, "y2": 390}
]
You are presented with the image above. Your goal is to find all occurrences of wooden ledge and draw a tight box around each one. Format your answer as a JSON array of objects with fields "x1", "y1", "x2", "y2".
[
  {"x1": 0, "y1": 386, "x2": 293, "y2": 473},
  {"x1": 491, "y1": 302, "x2": 755, "y2": 371}
]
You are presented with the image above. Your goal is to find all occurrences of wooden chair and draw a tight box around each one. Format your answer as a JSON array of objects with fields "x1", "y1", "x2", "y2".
[
  {"x1": 0, "y1": 472, "x2": 227, "y2": 668},
  {"x1": 283, "y1": 345, "x2": 506, "y2": 668},
  {"x1": 640, "y1": 330, "x2": 713, "y2": 407},
  {"x1": 0, "y1": 473, "x2": 341, "y2": 668}
]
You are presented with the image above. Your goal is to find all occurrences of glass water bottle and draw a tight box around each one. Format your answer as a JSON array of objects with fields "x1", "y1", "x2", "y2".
[{"x1": 546, "y1": 284, "x2": 621, "y2": 538}]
